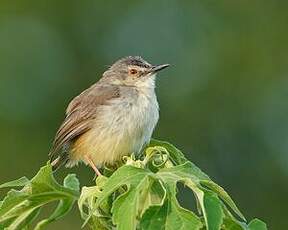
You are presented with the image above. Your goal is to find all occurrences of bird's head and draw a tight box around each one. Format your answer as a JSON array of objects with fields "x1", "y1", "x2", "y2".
[{"x1": 102, "y1": 56, "x2": 169, "y2": 88}]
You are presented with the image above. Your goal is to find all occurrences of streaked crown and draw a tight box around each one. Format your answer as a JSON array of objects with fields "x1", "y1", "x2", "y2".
[{"x1": 111, "y1": 56, "x2": 152, "y2": 69}]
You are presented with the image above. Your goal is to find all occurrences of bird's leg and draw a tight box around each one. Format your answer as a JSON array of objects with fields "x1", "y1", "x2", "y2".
[{"x1": 85, "y1": 155, "x2": 102, "y2": 177}]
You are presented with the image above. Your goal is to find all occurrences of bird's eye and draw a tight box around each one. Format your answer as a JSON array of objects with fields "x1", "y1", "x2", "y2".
[{"x1": 129, "y1": 69, "x2": 138, "y2": 75}]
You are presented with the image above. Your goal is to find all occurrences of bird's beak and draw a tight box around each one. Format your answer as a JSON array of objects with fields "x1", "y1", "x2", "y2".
[{"x1": 148, "y1": 64, "x2": 170, "y2": 74}]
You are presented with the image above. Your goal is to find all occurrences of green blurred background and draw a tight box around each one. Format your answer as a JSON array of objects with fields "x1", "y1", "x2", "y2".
[{"x1": 0, "y1": 0, "x2": 287, "y2": 229}]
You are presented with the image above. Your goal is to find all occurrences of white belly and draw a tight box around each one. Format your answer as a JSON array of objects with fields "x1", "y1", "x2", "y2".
[{"x1": 70, "y1": 88, "x2": 159, "y2": 166}]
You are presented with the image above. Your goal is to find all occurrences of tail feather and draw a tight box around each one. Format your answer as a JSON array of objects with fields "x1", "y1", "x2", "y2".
[
  {"x1": 50, "y1": 153, "x2": 69, "y2": 171},
  {"x1": 49, "y1": 142, "x2": 71, "y2": 171}
]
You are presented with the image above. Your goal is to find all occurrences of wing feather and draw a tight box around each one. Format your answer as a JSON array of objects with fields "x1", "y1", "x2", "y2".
[{"x1": 49, "y1": 84, "x2": 120, "y2": 166}]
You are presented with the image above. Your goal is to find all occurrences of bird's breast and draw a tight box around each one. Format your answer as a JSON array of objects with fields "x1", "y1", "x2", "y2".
[
  {"x1": 104, "y1": 88, "x2": 159, "y2": 142},
  {"x1": 71, "y1": 88, "x2": 159, "y2": 166}
]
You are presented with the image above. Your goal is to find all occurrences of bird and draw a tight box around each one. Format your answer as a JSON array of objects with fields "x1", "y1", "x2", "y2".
[{"x1": 49, "y1": 56, "x2": 169, "y2": 176}]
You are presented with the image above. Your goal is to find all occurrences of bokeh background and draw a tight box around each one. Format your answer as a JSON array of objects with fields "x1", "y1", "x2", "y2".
[{"x1": 0, "y1": 0, "x2": 287, "y2": 229}]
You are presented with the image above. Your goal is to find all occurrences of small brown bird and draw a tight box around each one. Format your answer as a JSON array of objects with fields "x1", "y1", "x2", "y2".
[{"x1": 49, "y1": 56, "x2": 169, "y2": 175}]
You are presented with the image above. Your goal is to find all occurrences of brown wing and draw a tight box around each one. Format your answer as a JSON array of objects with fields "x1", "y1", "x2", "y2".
[{"x1": 49, "y1": 83, "x2": 120, "y2": 167}]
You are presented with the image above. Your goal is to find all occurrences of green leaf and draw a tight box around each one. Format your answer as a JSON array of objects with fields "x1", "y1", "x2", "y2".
[
  {"x1": 139, "y1": 182, "x2": 202, "y2": 230},
  {"x1": 138, "y1": 180, "x2": 166, "y2": 217},
  {"x1": 0, "y1": 177, "x2": 30, "y2": 189},
  {"x1": 201, "y1": 180, "x2": 245, "y2": 221},
  {"x1": 87, "y1": 143, "x2": 248, "y2": 230},
  {"x1": 248, "y1": 219, "x2": 267, "y2": 230},
  {"x1": 203, "y1": 190, "x2": 223, "y2": 230},
  {"x1": 30, "y1": 164, "x2": 79, "y2": 197},
  {"x1": 140, "y1": 180, "x2": 203, "y2": 230},
  {"x1": 34, "y1": 198, "x2": 74, "y2": 230},
  {"x1": 0, "y1": 163, "x2": 80, "y2": 229},
  {"x1": 95, "y1": 166, "x2": 164, "y2": 230},
  {"x1": 96, "y1": 166, "x2": 154, "y2": 206},
  {"x1": 111, "y1": 176, "x2": 151, "y2": 230},
  {"x1": 8, "y1": 206, "x2": 40, "y2": 230},
  {"x1": 157, "y1": 172, "x2": 217, "y2": 229},
  {"x1": 0, "y1": 190, "x2": 29, "y2": 221},
  {"x1": 64, "y1": 174, "x2": 80, "y2": 191},
  {"x1": 150, "y1": 139, "x2": 188, "y2": 165},
  {"x1": 222, "y1": 218, "x2": 248, "y2": 230},
  {"x1": 158, "y1": 161, "x2": 209, "y2": 182},
  {"x1": 0, "y1": 140, "x2": 267, "y2": 230},
  {"x1": 78, "y1": 175, "x2": 114, "y2": 229},
  {"x1": 140, "y1": 198, "x2": 202, "y2": 230},
  {"x1": 157, "y1": 162, "x2": 224, "y2": 230},
  {"x1": 88, "y1": 215, "x2": 112, "y2": 230},
  {"x1": 34, "y1": 174, "x2": 80, "y2": 230},
  {"x1": 78, "y1": 186, "x2": 102, "y2": 221}
]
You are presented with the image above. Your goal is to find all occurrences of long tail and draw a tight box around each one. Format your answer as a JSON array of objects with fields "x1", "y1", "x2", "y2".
[{"x1": 50, "y1": 153, "x2": 69, "y2": 171}]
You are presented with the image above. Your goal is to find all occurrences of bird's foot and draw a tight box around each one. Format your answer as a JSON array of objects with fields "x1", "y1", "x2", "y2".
[{"x1": 84, "y1": 155, "x2": 102, "y2": 178}]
